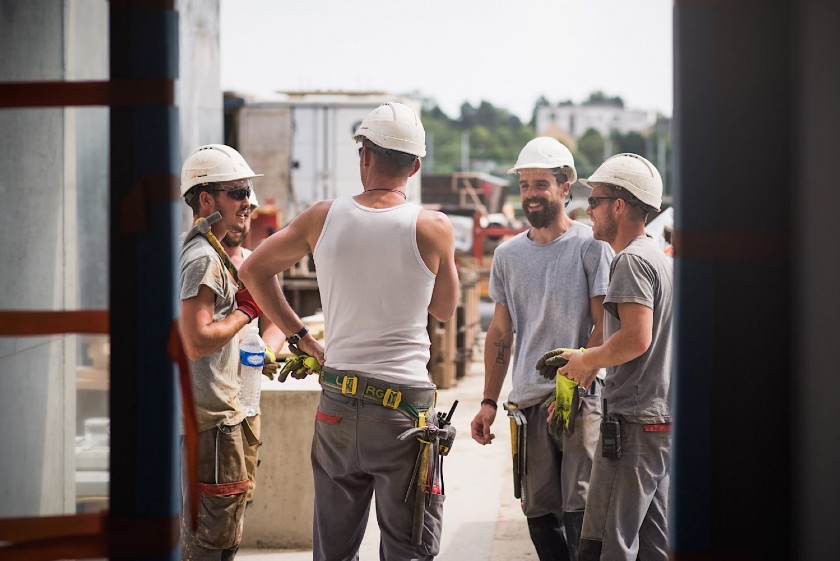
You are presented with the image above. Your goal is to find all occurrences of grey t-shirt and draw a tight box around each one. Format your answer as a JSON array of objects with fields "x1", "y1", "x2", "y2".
[
  {"x1": 179, "y1": 234, "x2": 244, "y2": 432},
  {"x1": 602, "y1": 236, "x2": 673, "y2": 423},
  {"x1": 490, "y1": 222, "x2": 614, "y2": 408}
]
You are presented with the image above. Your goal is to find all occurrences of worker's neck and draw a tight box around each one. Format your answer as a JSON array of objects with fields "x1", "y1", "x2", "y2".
[{"x1": 611, "y1": 223, "x2": 647, "y2": 253}]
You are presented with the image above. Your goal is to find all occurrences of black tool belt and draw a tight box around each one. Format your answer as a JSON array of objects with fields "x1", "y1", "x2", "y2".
[{"x1": 319, "y1": 367, "x2": 436, "y2": 420}]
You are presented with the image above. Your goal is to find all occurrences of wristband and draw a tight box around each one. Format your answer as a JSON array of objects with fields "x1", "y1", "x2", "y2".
[
  {"x1": 480, "y1": 398, "x2": 498, "y2": 410},
  {"x1": 286, "y1": 325, "x2": 309, "y2": 346},
  {"x1": 236, "y1": 308, "x2": 255, "y2": 322}
]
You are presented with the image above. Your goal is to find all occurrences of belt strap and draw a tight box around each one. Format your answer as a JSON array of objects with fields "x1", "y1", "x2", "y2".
[{"x1": 319, "y1": 370, "x2": 435, "y2": 420}]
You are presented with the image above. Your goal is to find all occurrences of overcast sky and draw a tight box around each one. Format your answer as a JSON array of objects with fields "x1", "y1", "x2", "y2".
[{"x1": 220, "y1": 0, "x2": 673, "y2": 122}]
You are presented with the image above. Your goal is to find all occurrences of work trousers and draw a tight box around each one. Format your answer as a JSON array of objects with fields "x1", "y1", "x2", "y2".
[
  {"x1": 578, "y1": 422, "x2": 670, "y2": 561},
  {"x1": 243, "y1": 414, "x2": 261, "y2": 503},
  {"x1": 519, "y1": 386, "x2": 601, "y2": 560},
  {"x1": 181, "y1": 423, "x2": 249, "y2": 561},
  {"x1": 311, "y1": 388, "x2": 444, "y2": 561}
]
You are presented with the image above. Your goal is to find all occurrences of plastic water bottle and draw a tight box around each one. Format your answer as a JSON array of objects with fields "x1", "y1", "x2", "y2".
[{"x1": 238, "y1": 326, "x2": 265, "y2": 417}]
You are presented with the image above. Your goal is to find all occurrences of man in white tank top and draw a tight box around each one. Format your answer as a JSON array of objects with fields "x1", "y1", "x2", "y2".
[{"x1": 240, "y1": 103, "x2": 459, "y2": 561}]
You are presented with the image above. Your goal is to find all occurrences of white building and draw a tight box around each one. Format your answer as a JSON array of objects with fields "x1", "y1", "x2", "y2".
[{"x1": 536, "y1": 102, "x2": 658, "y2": 141}]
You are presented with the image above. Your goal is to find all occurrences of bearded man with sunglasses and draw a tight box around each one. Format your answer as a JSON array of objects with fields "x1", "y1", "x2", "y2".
[
  {"x1": 178, "y1": 144, "x2": 265, "y2": 560},
  {"x1": 470, "y1": 137, "x2": 614, "y2": 560},
  {"x1": 558, "y1": 153, "x2": 673, "y2": 561}
]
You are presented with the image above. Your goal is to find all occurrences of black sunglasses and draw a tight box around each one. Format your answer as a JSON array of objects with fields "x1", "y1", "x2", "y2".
[
  {"x1": 209, "y1": 186, "x2": 251, "y2": 201},
  {"x1": 587, "y1": 196, "x2": 620, "y2": 209}
]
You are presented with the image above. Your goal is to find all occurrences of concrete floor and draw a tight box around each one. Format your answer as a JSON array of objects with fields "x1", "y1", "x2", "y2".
[{"x1": 238, "y1": 333, "x2": 538, "y2": 560}]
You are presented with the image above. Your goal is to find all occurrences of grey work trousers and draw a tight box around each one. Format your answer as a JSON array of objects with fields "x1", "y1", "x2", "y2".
[
  {"x1": 578, "y1": 422, "x2": 671, "y2": 561},
  {"x1": 520, "y1": 387, "x2": 601, "y2": 516},
  {"x1": 520, "y1": 387, "x2": 601, "y2": 559},
  {"x1": 311, "y1": 388, "x2": 444, "y2": 561}
]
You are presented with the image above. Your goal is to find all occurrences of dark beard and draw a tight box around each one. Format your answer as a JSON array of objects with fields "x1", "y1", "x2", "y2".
[{"x1": 523, "y1": 198, "x2": 561, "y2": 229}]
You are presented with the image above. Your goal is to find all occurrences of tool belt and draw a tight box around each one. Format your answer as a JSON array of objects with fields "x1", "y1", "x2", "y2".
[{"x1": 319, "y1": 368, "x2": 436, "y2": 421}]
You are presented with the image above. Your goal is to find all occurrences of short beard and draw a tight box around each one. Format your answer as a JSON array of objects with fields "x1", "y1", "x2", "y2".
[
  {"x1": 523, "y1": 198, "x2": 561, "y2": 229},
  {"x1": 221, "y1": 232, "x2": 243, "y2": 248},
  {"x1": 594, "y1": 213, "x2": 618, "y2": 244}
]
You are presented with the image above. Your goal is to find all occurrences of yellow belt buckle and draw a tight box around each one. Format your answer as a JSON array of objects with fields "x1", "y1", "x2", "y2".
[
  {"x1": 341, "y1": 375, "x2": 358, "y2": 396},
  {"x1": 382, "y1": 388, "x2": 402, "y2": 410}
]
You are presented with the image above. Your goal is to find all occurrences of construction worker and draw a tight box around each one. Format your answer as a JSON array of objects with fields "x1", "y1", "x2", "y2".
[
  {"x1": 470, "y1": 137, "x2": 614, "y2": 560},
  {"x1": 178, "y1": 144, "x2": 264, "y2": 560},
  {"x1": 558, "y1": 154, "x2": 673, "y2": 560},
  {"x1": 239, "y1": 102, "x2": 459, "y2": 561},
  {"x1": 221, "y1": 188, "x2": 282, "y2": 506}
]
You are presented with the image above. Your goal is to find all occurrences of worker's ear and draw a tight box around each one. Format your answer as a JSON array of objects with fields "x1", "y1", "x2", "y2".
[
  {"x1": 408, "y1": 158, "x2": 421, "y2": 177},
  {"x1": 199, "y1": 190, "x2": 216, "y2": 211}
]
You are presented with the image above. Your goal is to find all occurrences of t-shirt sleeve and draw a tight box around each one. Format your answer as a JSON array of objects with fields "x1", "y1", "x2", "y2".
[
  {"x1": 180, "y1": 254, "x2": 226, "y2": 301},
  {"x1": 488, "y1": 249, "x2": 508, "y2": 307},
  {"x1": 603, "y1": 253, "x2": 657, "y2": 320},
  {"x1": 583, "y1": 239, "x2": 614, "y2": 298}
]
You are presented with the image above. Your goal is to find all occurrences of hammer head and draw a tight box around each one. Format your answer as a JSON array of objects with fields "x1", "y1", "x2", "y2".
[{"x1": 184, "y1": 211, "x2": 222, "y2": 243}]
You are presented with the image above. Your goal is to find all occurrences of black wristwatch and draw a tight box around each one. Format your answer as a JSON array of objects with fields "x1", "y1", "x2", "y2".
[{"x1": 286, "y1": 325, "x2": 309, "y2": 346}]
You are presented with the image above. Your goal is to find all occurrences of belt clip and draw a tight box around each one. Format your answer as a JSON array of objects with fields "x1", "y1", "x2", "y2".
[
  {"x1": 341, "y1": 375, "x2": 358, "y2": 396},
  {"x1": 383, "y1": 388, "x2": 402, "y2": 410}
]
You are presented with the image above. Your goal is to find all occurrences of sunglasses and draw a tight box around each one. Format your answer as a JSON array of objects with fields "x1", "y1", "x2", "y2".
[
  {"x1": 209, "y1": 186, "x2": 251, "y2": 201},
  {"x1": 587, "y1": 196, "x2": 620, "y2": 209}
]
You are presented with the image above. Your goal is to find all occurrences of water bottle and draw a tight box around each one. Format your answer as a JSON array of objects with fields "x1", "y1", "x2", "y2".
[{"x1": 238, "y1": 325, "x2": 265, "y2": 417}]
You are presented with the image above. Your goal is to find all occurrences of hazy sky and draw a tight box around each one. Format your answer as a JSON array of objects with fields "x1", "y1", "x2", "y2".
[{"x1": 220, "y1": 0, "x2": 673, "y2": 121}]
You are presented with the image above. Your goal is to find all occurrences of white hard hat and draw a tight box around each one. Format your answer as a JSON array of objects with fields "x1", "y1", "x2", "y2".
[
  {"x1": 353, "y1": 102, "x2": 426, "y2": 157},
  {"x1": 579, "y1": 153, "x2": 663, "y2": 212},
  {"x1": 249, "y1": 188, "x2": 259, "y2": 211},
  {"x1": 508, "y1": 137, "x2": 577, "y2": 183},
  {"x1": 180, "y1": 144, "x2": 263, "y2": 197}
]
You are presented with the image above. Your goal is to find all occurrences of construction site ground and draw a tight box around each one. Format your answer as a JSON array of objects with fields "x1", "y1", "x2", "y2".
[{"x1": 239, "y1": 331, "x2": 538, "y2": 561}]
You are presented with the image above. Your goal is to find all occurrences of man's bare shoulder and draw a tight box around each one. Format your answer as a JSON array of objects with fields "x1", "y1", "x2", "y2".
[{"x1": 416, "y1": 208, "x2": 454, "y2": 237}]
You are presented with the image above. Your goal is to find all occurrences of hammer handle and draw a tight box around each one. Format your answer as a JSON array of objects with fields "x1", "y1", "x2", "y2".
[{"x1": 192, "y1": 217, "x2": 245, "y2": 290}]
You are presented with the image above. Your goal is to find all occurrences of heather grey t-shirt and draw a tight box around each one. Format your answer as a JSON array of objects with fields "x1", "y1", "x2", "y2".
[
  {"x1": 179, "y1": 234, "x2": 244, "y2": 432},
  {"x1": 602, "y1": 236, "x2": 673, "y2": 423},
  {"x1": 490, "y1": 222, "x2": 614, "y2": 408}
]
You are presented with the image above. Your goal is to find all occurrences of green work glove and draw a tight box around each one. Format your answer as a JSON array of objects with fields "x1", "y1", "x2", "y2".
[
  {"x1": 545, "y1": 375, "x2": 579, "y2": 439},
  {"x1": 535, "y1": 347, "x2": 582, "y2": 380},
  {"x1": 262, "y1": 346, "x2": 279, "y2": 380},
  {"x1": 277, "y1": 353, "x2": 322, "y2": 382}
]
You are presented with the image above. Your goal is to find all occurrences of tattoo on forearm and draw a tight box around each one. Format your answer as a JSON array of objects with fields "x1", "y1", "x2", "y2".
[{"x1": 494, "y1": 340, "x2": 510, "y2": 364}]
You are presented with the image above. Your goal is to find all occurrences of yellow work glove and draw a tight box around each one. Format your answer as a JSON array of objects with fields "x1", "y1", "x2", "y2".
[
  {"x1": 535, "y1": 347, "x2": 584, "y2": 380},
  {"x1": 262, "y1": 346, "x2": 279, "y2": 380},
  {"x1": 551, "y1": 374, "x2": 579, "y2": 436},
  {"x1": 277, "y1": 353, "x2": 322, "y2": 383}
]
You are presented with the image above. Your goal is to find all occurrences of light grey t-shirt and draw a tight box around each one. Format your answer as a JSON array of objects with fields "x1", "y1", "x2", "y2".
[
  {"x1": 179, "y1": 234, "x2": 244, "y2": 432},
  {"x1": 490, "y1": 222, "x2": 614, "y2": 408},
  {"x1": 602, "y1": 235, "x2": 673, "y2": 423}
]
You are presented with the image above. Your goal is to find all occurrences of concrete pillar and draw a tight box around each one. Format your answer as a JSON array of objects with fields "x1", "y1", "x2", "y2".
[{"x1": 671, "y1": 0, "x2": 793, "y2": 558}]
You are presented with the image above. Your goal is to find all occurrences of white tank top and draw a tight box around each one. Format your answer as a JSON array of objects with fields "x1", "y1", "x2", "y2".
[{"x1": 314, "y1": 197, "x2": 436, "y2": 385}]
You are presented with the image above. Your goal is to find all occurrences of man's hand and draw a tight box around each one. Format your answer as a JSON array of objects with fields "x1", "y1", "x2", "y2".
[
  {"x1": 535, "y1": 347, "x2": 580, "y2": 380},
  {"x1": 277, "y1": 354, "x2": 322, "y2": 382},
  {"x1": 261, "y1": 346, "x2": 279, "y2": 380},
  {"x1": 235, "y1": 288, "x2": 262, "y2": 321},
  {"x1": 470, "y1": 405, "x2": 497, "y2": 445},
  {"x1": 557, "y1": 349, "x2": 598, "y2": 388}
]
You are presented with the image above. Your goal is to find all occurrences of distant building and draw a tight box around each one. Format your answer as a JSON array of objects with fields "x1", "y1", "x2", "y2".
[{"x1": 536, "y1": 102, "x2": 658, "y2": 142}]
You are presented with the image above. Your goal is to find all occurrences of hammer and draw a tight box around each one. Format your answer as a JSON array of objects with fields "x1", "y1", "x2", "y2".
[{"x1": 184, "y1": 211, "x2": 244, "y2": 290}]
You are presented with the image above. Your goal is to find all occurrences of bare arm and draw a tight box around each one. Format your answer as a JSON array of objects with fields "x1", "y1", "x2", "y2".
[
  {"x1": 416, "y1": 209, "x2": 459, "y2": 322},
  {"x1": 585, "y1": 295, "x2": 606, "y2": 349},
  {"x1": 239, "y1": 202, "x2": 331, "y2": 361},
  {"x1": 180, "y1": 284, "x2": 251, "y2": 361},
  {"x1": 559, "y1": 302, "x2": 653, "y2": 386},
  {"x1": 470, "y1": 303, "x2": 514, "y2": 445}
]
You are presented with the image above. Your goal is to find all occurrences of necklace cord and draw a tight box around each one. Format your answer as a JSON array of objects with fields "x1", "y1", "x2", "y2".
[{"x1": 365, "y1": 188, "x2": 406, "y2": 199}]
